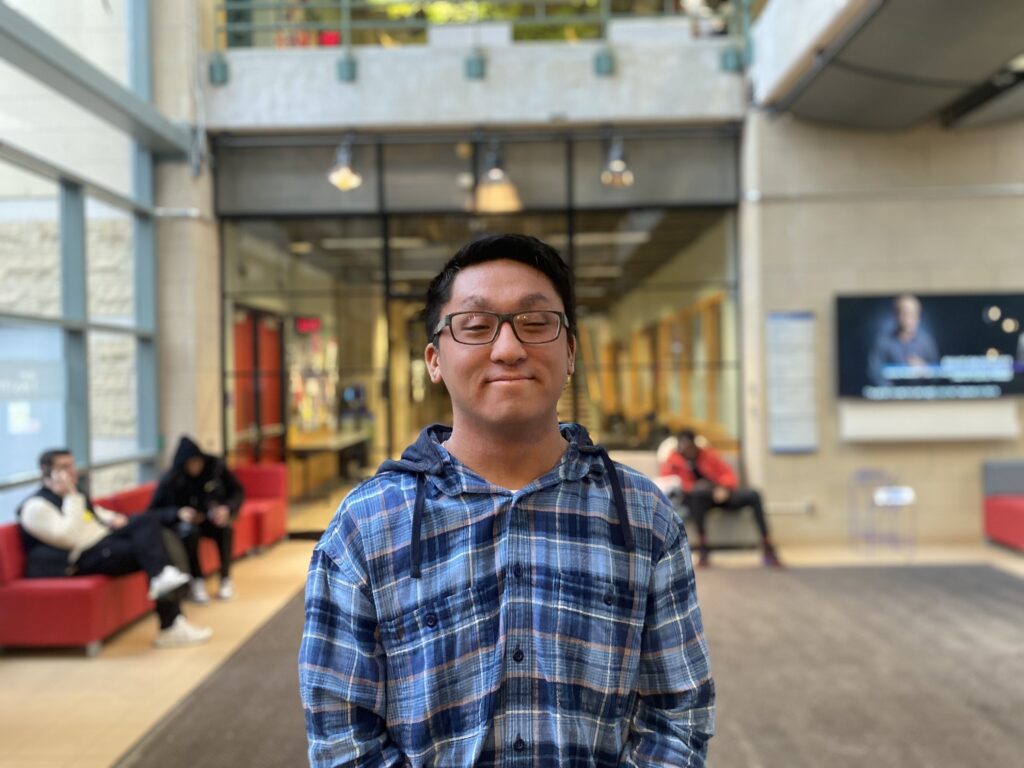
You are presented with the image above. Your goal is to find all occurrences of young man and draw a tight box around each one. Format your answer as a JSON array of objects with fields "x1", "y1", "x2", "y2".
[
  {"x1": 299, "y1": 235, "x2": 715, "y2": 766},
  {"x1": 148, "y1": 436, "x2": 244, "y2": 602},
  {"x1": 660, "y1": 429, "x2": 781, "y2": 568},
  {"x1": 17, "y1": 449, "x2": 213, "y2": 648}
]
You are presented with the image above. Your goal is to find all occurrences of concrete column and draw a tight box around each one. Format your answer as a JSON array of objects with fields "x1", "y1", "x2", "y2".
[{"x1": 150, "y1": 2, "x2": 223, "y2": 460}]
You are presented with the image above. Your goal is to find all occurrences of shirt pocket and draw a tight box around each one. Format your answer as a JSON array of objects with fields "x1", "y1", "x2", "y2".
[
  {"x1": 378, "y1": 581, "x2": 500, "y2": 745},
  {"x1": 552, "y1": 571, "x2": 644, "y2": 721}
]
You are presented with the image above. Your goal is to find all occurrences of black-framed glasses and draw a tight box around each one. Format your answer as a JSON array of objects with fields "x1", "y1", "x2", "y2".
[{"x1": 433, "y1": 310, "x2": 568, "y2": 345}]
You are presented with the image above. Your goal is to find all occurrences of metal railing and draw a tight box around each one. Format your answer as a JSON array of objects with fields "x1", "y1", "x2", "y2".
[{"x1": 212, "y1": 0, "x2": 735, "y2": 51}]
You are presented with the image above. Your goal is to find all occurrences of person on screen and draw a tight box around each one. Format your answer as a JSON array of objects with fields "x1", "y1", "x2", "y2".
[
  {"x1": 299, "y1": 234, "x2": 714, "y2": 766},
  {"x1": 867, "y1": 293, "x2": 939, "y2": 385}
]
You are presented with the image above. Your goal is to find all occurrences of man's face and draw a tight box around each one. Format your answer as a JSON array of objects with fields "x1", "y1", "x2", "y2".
[
  {"x1": 184, "y1": 455, "x2": 205, "y2": 477},
  {"x1": 679, "y1": 438, "x2": 698, "y2": 460},
  {"x1": 425, "y1": 259, "x2": 575, "y2": 435},
  {"x1": 896, "y1": 297, "x2": 921, "y2": 335},
  {"x1": 47, "y1": 454, "x2": 78, "y2": 488}
]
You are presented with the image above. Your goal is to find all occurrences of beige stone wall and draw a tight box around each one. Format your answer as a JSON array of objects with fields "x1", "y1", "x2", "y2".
[
  {"x1": 0, "y1": 218, "x2": 61, "y2": 317},
  {"x1": 741, "y1": 112, "x2": 1024, "y2": 545}
]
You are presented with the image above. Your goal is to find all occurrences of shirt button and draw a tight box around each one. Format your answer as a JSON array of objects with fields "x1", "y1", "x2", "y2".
[
  {"x1": 513, "y1": 563, "x2": 523, "y2": 578},
  {"x1": 603, "y1": 592, "x2": 614, "y2": 606},
  {"x1": 513, "y1": 736, "x2": 526, "y2": 751},
  {"x1": 513, "y1": 647, "x2": 524, "y2": 663},
  {"x1": 424, "y1": 612, "x2": 438, "y2": 628}
]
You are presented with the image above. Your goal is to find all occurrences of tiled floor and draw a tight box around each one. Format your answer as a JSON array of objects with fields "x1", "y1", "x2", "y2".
[{"x1": 1, "y1": 486, "x2": 1021, "y2": 767}]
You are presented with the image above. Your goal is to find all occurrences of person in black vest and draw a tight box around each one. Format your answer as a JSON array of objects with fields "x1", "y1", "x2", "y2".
[
  {"x1": 148, "y1": 436, "x2": 244, "y2": 603},
  {"x1": 17, "y1": 448, "x2": 213, "y2": 648}
]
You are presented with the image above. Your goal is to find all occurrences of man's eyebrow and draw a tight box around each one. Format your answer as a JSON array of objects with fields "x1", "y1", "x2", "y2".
[{"x1": 459, "y1": 292, "x2": 554, "y2": 309}]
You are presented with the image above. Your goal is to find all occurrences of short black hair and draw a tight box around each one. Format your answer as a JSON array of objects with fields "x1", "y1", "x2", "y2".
[
  {"x1": 423, "y1": 234, "x2": 576, "y2": 344},
  {"x1": 677, "y1": 429, "x2": 697, "y2": 444},
  {"x1": 39, "y1": 448, "x2": 72, "y2": 477}
]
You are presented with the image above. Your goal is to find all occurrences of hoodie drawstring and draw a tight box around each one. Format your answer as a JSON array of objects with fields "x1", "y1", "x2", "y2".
[
  {"x1": 411, "y1": 473, "x2": 426, "y2": 578},
  {"x1": 598, "y1": 449, "x2": 635, "y2": 552},
  {"x1": 409, "y1": 447, "x2": 635, "y2": 579}
]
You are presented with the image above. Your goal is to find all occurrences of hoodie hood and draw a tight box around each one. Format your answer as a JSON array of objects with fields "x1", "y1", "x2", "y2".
[
  {"x1": 381, "y1": 423, "x2": 634, "y2": 578},
  {"x1": 172, "y1": 436, "x2": 205, "y2": 471}
]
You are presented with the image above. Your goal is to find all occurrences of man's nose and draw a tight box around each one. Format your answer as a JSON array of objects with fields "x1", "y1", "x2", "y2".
[{"x1": 489, "y1": 321, "x2": 527, "y2": 363}]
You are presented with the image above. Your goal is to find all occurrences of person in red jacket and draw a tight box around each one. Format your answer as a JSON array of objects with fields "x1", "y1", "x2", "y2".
[{"x1": 660, "y1": 429, "x2": 781, "y2": 567}]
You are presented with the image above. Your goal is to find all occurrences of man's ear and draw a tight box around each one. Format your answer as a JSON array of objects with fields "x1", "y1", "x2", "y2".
[
  {"x1": 567, "y1": 335, "x2": 576, "y2": 376},
  {"x1": 425, "y1": 342, "x2": 443, "y2": 384}
]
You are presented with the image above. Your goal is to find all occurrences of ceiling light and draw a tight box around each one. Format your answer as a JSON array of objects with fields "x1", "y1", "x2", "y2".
[
  {"x1": 474, "y1": 140, "x2": 522, "y2": 214},
  {"x1": 327, "y1": 135, "x2": 362, "y2": 191},
  {"x1": 288, "y1": 241, "x2": 313, "y2": 254},
  {"x1": 600, "y1": 136, "x2": 635, "y2": 188}
]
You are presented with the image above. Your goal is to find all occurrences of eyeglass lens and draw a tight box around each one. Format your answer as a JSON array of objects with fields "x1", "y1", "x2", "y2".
[{"x1": 450, "y1": 311, "x2": 562, "y2": 344}]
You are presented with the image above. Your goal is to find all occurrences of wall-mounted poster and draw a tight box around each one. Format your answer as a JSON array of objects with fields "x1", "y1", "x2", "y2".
[{"x1": 766, "y1": 311, "x2": 818, "y2": 454}]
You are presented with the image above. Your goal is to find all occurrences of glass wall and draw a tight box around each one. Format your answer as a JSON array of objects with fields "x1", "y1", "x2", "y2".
[
  {"x1": 0, "y1": 157, "x2": 157, "y2": 523},
  {"x1": 219, "y1": 130, "x2": 740, "y2": 496}
]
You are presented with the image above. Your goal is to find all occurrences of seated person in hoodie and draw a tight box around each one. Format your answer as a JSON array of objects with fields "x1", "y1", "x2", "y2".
[
  {"x1": 148, "y1": 436, "x2": 244, "y2": 602},
  {"x1": 660, "y1": 429, "x2": 781, "y2": 568},
  {"x1": 18, "y1": 448, "x2": 213, "y2": 648}
]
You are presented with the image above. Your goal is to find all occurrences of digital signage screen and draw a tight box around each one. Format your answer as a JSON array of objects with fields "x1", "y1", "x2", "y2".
[{"x1": 836, "y1": 293, "x2": 1024, "y2": 400}]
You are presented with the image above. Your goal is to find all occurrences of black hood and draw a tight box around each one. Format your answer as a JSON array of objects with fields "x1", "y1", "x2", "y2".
[{"x1": 171, "y1": 436, "x2": 205, "y2": 471}]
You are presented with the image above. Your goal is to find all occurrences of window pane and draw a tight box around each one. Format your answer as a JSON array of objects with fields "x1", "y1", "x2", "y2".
[
  {"x1": 0, "y1": 162, "x2": 61, "y2": 317},
  {"x1": 576, "y1": 208, "x2": 740, "y2": 448},
  {"x1": 88, "y1": 462, "x2": 140, "y2": 500},
  {"x1": 0, "y1": 484, "x2": 37, "y2": 525},
  {"x1": 88, "y1": 331, "x2": 139, "y2": 462},
  {"x1": 5, "y1": 1, "x2": 130, "y2": 87},
  {"x1": 573, "y1": 135, "x2": 738, "y2": 208},
  {"x1": 0, "y1": 321, "x2": 66, "y2": 483},
  {"x1": 87, "y1": 197, "x2": 135, "y2": 327}
]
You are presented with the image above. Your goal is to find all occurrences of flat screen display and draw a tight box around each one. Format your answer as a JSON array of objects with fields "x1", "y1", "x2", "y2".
[{"x1": 836, "y1": 293, "x2": 1024, "y2": 400}]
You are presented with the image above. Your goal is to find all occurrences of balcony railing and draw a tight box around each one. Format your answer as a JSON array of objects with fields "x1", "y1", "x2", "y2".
[{"x1": 212, "y1": 0, "x2": 735, "y2": 51}]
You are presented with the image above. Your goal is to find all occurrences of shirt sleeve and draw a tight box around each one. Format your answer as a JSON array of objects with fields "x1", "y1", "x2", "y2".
[
  {"x1": 622, "y1": 517, "x2": 715, "y2": 767},
  {"x1": 220, "y1": 464, "x2": 245, "y2": 517},
  {"x1": 298, "y1": 539, "x2": 404, "y2": 768},
  {"x1": 20, "y1": 493, "x2": 91, "y2": 551}
]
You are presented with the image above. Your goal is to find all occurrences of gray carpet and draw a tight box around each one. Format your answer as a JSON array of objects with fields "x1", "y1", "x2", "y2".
[
  {"x1": 698, "y1": 565, "x2": 1024, "y2": 768},
  {"x1": 113, "y1": 588, "x2": 308, "y2": 768},
  {"x1": 113, "y1": 565, "x2": 1024, "y2": 768}
]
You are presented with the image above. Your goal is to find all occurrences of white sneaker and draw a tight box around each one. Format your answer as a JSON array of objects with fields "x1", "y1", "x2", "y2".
[
  {"x1": 148, "y1": 565, "x2": 191, "y2": 600},
  {"x1": 189, "y1": 578, "x2": 210, "y2": 604},
  {"x1": 216, "y1": 578, "x2": 235, "y2": 601},
  {"x1": 154, "y1": 615, "x2": 213, "y2": 648}
]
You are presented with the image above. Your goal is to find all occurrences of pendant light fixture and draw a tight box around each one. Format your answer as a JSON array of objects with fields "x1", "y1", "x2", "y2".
[
  {"x1": 327, "y1": 133, "x2": 363, "y2": 191},
  {"x1": 600, "y1": 135, "x2": 635, "y2": 188},
  {"x1": 474, "y1": 139, "x2": 522, "y2": 213}
]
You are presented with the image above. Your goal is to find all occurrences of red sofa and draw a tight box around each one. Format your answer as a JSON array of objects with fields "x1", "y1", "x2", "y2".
[
  {"x1": 982, "y1": 460, "x2": 1024, "y2": 553},
  {"x1": 0, "y1": 463, "x2": 288, "y2": 654},
  {"x1": 984, "y1": 497, "x2": 1024, "y2": 551},
  {"x1": 0, "y1": 524, "x2": 151, "y2": 656},
  {"x1": 233, "y1": 463, "x2": 289, "y2": 550}
]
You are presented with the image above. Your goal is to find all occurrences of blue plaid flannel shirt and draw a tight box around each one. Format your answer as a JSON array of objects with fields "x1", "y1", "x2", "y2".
[{"x1": 299, "y1": 424, "x2": 714, "y2": 766}]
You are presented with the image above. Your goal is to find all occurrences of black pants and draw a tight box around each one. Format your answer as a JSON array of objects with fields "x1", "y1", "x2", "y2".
[
  {"x1": 685, "y1": 487, "x2": 771, "y2": 541},
  {"x1": 75, "y1": 514, "x2": 180, "y2": 629},
  {"x1": 182, "y1": 520, "x2": 233, "y2": 579}
]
